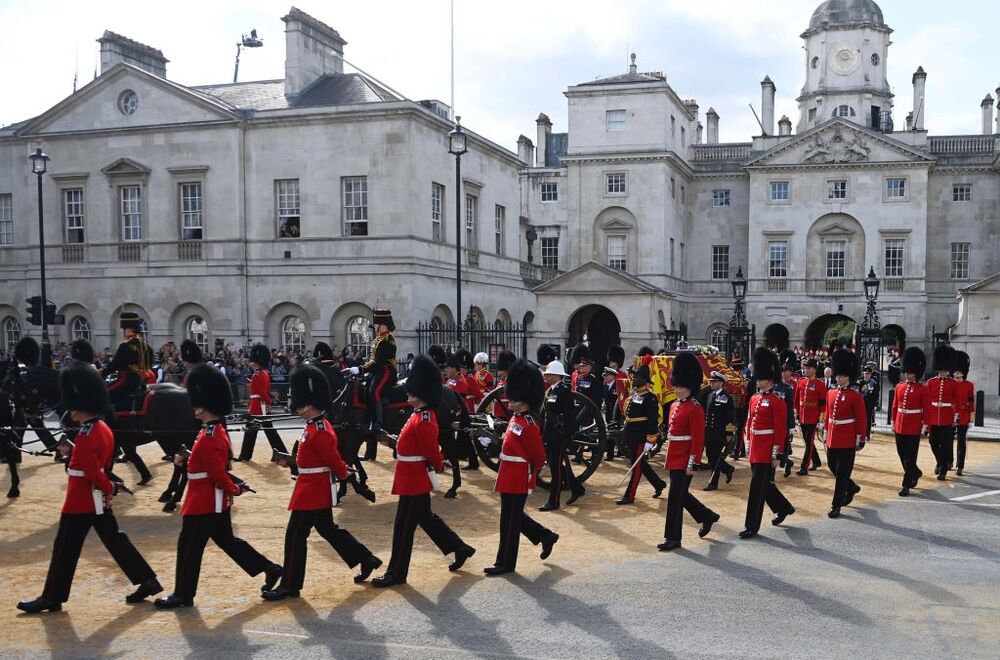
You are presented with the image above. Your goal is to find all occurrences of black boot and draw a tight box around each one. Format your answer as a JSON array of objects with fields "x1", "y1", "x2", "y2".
[
  {"x1": 371, "y1": 573, "x2": 404, "y2": 588},
  {"x1": 354, "y1": 555, "x2": 383, "y2": 584},
  {"x1": 262, "y1": 564, "x2": 283, "y2": 592},
  {"x1": 154, "y1": 594, "x2": 193, "y2": 609},
  {"x1": 540, "y1": 533, "x2": 559, "y2": 560},
  {"x1": 16, "y1": 597, "x2": 61, "y2": 614},
  {"x1": 483, "y1": 565, "x2": 514, "y2": 576},
  {"x1": 125, "y1": 578, "x2": 163, "y2": 604},
  {"x1": 449, "y1": 545, "x2": 476, "y2": 572},
  {"x1": 261, "y1": 586, "x2": 299, "y2": 601}
]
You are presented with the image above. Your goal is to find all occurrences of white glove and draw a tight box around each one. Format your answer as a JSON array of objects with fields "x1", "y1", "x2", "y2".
[
  {"x1": 478, "y1": 436, "x2": 492, "y2": 447},
  {"x1": 816, "y1": 422, "x2": 824, "y2": 433},
  {"x1": 644, "y1": 442, "x2": 655, "y2": 453},
  {"x1": 349, "y1": 367, "x2": 360, "y2": 375}
]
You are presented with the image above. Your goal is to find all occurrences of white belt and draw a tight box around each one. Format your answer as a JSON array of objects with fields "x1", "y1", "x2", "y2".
[
  {"x1": 931, "y1": 402, "x2": 952, "y2": 407},
  {"x1": 397, "y1": 455, "x2": 426, "y2": 463},
  {"x1": 667, "y1": 434, "x2": 691, "y2": 441},
  {"x1": 296, "y1": 466, "x2": 339, "y2": 505},
  {"x1": 298, "y1": 466, "x2": 330, "y2": 475},
  {"x1": 831, "y1": 418, "x2": 856, "y2": 425},
  {"x1": 250, "y1": 395, "x2": 261, "y2": 399},
  {"x1": 67, "y1": 469, "x2": 104, "y2": 514},
  {"x1": 899, "y1": 408, "x2": 923, "y2": 414},
  {"x1": 67, "y1": 469, "x2": 86, "y2": 477},
  {"x1": 500, "y1": 453, "x2": 527, "y2": 463},
  {"x1": 187, "y1": 471, "x2": 209, "y2": 479},
  {"x1": 750, "y1": 429, "x2": 773, "y2": 435}
]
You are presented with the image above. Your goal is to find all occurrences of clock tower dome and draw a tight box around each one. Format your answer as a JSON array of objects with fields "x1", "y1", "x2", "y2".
[{"x1": 797, "y1": 0, "x2": 893, "y2": 133}]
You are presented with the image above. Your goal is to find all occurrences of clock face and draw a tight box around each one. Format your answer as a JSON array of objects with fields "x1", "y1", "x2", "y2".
[{"x1": 828, "y1": 43, "x2": 861, "y2": 76}]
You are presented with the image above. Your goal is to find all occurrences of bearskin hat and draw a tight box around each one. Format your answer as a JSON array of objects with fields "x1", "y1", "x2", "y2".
[
  {"x1": 180, "y1": 339, "x2": 204, "y2": 365},
  {"x1": 752, "y1": 347, "x2": 779, "y2": 382},
  {"x1": 505, "y1": 359, "x2": 545, "y2": 409},
  {"x1": 606, "y1": 344, "x2": 625, "y2": 367},
  {"x1": 536, "y1": 344, "x2": 556, "y2": 366},
  {"x1": 14, "y1": 336, "x2": 40, "y2": 366},
  {"x1": 406, "y1": 354, "x2": 442, "y2": 406},
  {"x1": 119, "y1": 311, "x2": 142, "y2": 331},
  {"x1": 779, "y1": 349, "x2": 798, "y2": 372},
  {"x1": 312, "y1": 341, "x2": 334, "y2": 362},
  {"x1": 831, "y1": 349, "x2": 856, "y2": 379},
  {"x1": 373, "y1": 309, "x2": 395, "y2": 332},
  {"x1": 670, "y1": 351, "x2": 704, "y2": 391},
  {"x1": 249, "y1": 343, "x2": 271, "y2": 369},
  {"x1": 60, "y1": 364, "x2": 109, "y2": 414},
  {"x1": 495, "y1": 350, "x2": 516, "y2": 373},
  {"x1": 455, "y1": 349, "x2": 473, "y2": 371},
  {"x1": 572, "y1": 344, "x2": 593, "y2": 367},
  {"x1": 932, "y1": 344, "x2": 955, "y2": 373},
  {"x1": 70, "y1": 338, "x2": 94, "y2": 364},
  {"x1": 953, "y1": 350, "x2": 971, "y2": 377},
  {"x1": 633, "y1": 364, "x2": 651, "y2": 385},
  {"x1": 638, "y1": 346, "x2": 654, "y2": 357},
  {"x1": 902, "y1": 347, "x2": 926, "y2": 379},
  {"x1": 186, "y1": 363, "x2": 233, "y2": 417},
  {"x1": 428, "y1": 345, "x2": 447, "y2": 369},
  {"x1": 803, "y1": 358, "x2": 820, "y2": 371},
  {"x1": 289, "y1": 364, "x2": 331, "y2": 412}
]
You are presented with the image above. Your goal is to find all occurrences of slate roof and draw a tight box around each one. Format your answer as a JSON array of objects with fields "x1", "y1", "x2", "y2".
[
  {"x1": 192, "y1": 73, "x2": 400, "y2": 111},
  {"x1": 577, "y1": 71, "x2": 666, "y2": 87},
  {"x1": 546, "y1": 132, "x2": 568, "y2": 167}
]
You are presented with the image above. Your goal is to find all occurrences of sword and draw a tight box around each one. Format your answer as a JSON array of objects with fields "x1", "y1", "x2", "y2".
[{"x1": 616, "y1": 450, "x2": 649, "y2": 488}]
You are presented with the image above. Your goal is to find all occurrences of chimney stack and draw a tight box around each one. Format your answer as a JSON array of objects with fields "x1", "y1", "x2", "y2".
[
  {"x1": 778, "y1": 115, "x2": 792, "y2": 136},
  {"x1": 281, "y1": 7, "x2": 346, "y2": 98},
  {"x1": 97, "y1": 31, "x2": 168, "y2": 78},
  {"x1": 697, "y1": 122, "x2": 704, "y2": 144},
  {"x1": 705, "y1": 108, "x2": 719, "y2": 144},
  {"x1": 535, "y1": 113, "x2": 552, "y2": 167},
  {"x1": 761, "y1": 76, "x2": 776, "y2": 136},
  {"x1": 517, "y1": 135, "x2": 535, "y2": 165},
  {"x1": 629, "y1": 53, "x2": 637, "y2": 75},
  {"x1": 982, "y1": 95, "x2": 995, "y2": 136},
  {"x1": 912, "y1": 66, "x2": 927, "y2": 131}
]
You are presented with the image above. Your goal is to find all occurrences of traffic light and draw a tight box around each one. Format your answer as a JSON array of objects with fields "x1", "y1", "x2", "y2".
[
  {"x1": 44, "y1": 301, "x2": 64, "y2": 326},
  {"x1": 26, "y1": 296, "x2": 42, "y2": 326}
]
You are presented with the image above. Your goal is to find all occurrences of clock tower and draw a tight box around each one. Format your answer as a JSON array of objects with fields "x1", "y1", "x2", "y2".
[{"x1": 797, "y1": 0, "x2": 893, "y2": 133}]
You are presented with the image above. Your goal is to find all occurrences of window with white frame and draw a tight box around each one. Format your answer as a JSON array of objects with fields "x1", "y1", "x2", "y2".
[
  {"x1": 540, "y1": 236, "x2": 559, "y2": 269},
  {"x1": 952, "y1": 184, "x2": 972, "y2": 202},
  {"x1": 2, "y1": 317, "x2": 20, "y2": 355},
  {"x1": 825, "y1": 240, "x2": 847, "y2": 278},
  {"x1": 465, "y1": 193, "x2": 478, "y2": 249},
  {"x1": 347, "y1": 315, "x2": 371, "y2": 356},
  {"x1": 884, "y1": 238, "x2": 905, "y2": 278},
  {"x1": 709, "y1": 325, "x2": 727, "y2": 350},
  {"x1": 833, "y1": 105, "x2": 855, "y2": 117},
  {"x1": 768, "y1": 241, "x2": 788, "y2": 277},
  {"x1": 70, "y1": 316, "x2": 91, "y2": 342},
  {"x1": 120, "y1": 185, "x2": 142, "y2": 241},
  {"x1": 770, "y1": 181, "x2": 789, "y2": 202},
  {"x1": 180, "y1": 183, "x2": 203, "y2": 240},
  {"x1": 712, "y1": 245, "x2": 730, "y2": 280},
  {"x1": 343, "y1": 176, "x2": 368, "y2": 236},
  {"x1": 950, "y1": 242, "x2": 970, "y2": 279},
  {"x1": 606, "y1": 173, "x2": 626, "y2": 195},
  {"x1": 431, "y1": 182, "x2": 444, "y2": 242},
  {"x1": 606, "y1": 109, "x2": 626, "y2": 132},
  {"x1": 0, "y1": 193, "x2": 11, "y2": 245},
  {"x1": 827, "y1": 179, "x2": 848, "y2": 200},
  {"x1": 541, "y1": 182, "x2": 558, "y2": 202},
  {"x1": 281, "y1": 315, "x2": 307, "y2": 352},
  {"x1": 63, "y1": 188, "x2": 84, "y2": 244},
  {"x1": 185, "y1": 316, "x2": 209, "y2": 352},
  {"x1": 712, "y1": 189, "x2": 731, "y2": 207},
  {"x1": 607, "y1": 235, "x2": 627, "y2": 270},
  {"x1": 886, "y1": 178, "x2": 906, "y2": 199},
  {"x1": 494, "y1": 204, "x2": 505, "y2": 255},
  {"x1": 275, "y1": 179, "x2": 300, "y2": 238}
]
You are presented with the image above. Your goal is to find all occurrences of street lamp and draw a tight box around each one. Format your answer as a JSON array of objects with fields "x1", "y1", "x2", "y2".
[
  {"x1": 857, "y1": 266, "x2": 881, "y2": 376},
  {"x1": 28, "y1": 147, "x2": 51, "y2": 366},
  {"x1": 726, "y1": 266, "x2": 751, "y2": 364},
  {"x1": 448, "y1": 117, "x2": 468, "y2": 347}
]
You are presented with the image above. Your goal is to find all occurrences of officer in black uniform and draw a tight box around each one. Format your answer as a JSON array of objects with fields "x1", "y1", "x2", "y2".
[
  {"x1": 13, "y1": 337, "x2": 60, "y2": 455},
  {"x1": 538, "y1": 359, "x2": 584, "y2": 511},
  {"x1": 310, "y1": 342, "x2": 346, "y2": 398},
  {"x1": 858, "y1": 363, "x2": 881, "y2": 437},
  {"x1": 102, "y1": 312, "x2": 149, "y2": 409},
  {"x1": 617, "y1": 365, "x2": 665, "y2": 504},
  {"x1": 703, "y1": 371, "x2": 735, "y2": 491},
  {"x1": 349, "y1": 309, "x2": 397, "y2": 436}
]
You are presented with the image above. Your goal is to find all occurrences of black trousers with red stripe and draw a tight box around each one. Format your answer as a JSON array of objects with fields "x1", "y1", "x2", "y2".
[
  {"x1": 278, "y1": 509, "x2": 374, "y2": 592},
  {"x1": 894, "y1": 434, "x2": 921, "y2": 488},
  {"x1": 385, "y1": 494, "x2": 464, "y2": 581},
  {"x1": 495, "y1": 493, "x2": 553, "y2": 569},
  {"x1": 173, "y1": 511, "x2": 274, "y2": 601},
  {"x1": 624, "y1": 437, "x2": 665, "y2": 500},
  {"x1": 663, "y1": 471, "x2": 717, "y2": 543},
  {"x1": 544, "y1": 438, "x2": 583, "y2": 507},
  {"x1": 826, "y1": 447, "x2": 857, "y2": 507},
  {"x1": 928, "y1": 425, "x2": 955, "y2": 473},
  {"x1": 42, "y1": 512, "x2": 156, "y2": 603}
]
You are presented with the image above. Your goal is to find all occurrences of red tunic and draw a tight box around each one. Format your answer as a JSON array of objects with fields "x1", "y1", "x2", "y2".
[
  {"x1": 955, "y1": 380, "x2": 975, "y2": 426},
  {"x1": 793, "y1": 377, "x2": 827, "y2": 424},
  {"x1": 890, "y1": 381, "x2": 929, "y2": 435},
  {"x1": 63, "y1": 419, "x2": 115, "y2": 514},
  {"x1": 446, "y1": 375, "x2": 474, "y2": 413},
  {"x1": 491, "y1": 376, "x2": 511, "y2": 419},
  {"x1": 743, "y1": 390, "x2": 787, "y2": 464},
  {"x1": 391, "y1": 408, "x2": 445, "y2": 496},
  {"x1": 663, "y1": 398, "x2": 705, "y2": 471},
  {"x1": 824, "y1": 387, "x2": 868, "y2": 449},
  {"x1": 248, "y1": 369, "x2": 272, "y2": 416},
  {"x1": 474, "y1": 369, "x2": 495, "y2": 396},
  {"x1": 182, "y1": 421, "x2": 239, "y2": 516},
  {"x1": 288, "y1": 416, "x2": 349, "y2": 511},
  {"x1": 495, "y1": 411, "x2": 546, "y2": 494},
  {"x1": 925, "y1": 376, "x2": 959, "y2": 427},
  {"x1": 464, "y1": 374, "x2": 483, "y2": 408}
]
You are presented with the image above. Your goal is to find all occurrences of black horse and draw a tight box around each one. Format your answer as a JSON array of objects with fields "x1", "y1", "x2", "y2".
[{"x1": 0, "y1": 360, "x2": 28, "y2": 497}]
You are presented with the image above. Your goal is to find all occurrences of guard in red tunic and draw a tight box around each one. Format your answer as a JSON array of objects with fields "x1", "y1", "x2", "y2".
[
  {"x1": 262, "y1": 365, "x2": 382, "y2": 601},
  {"x1": 473, "y1": 352, "x2": 495, "y2": 397},
  {"x1": 793, "y1": 358, "x2": 827, "y2": 475},
  {"x1": 155, "y1": 364, "x2": 282, "y2": 609},
  {"x1": 824, "y1": 350, "x2": 868, "y2": 518},
  {"x1": 740, "y1": 348, "x2": 795, "y2": 539},
  {"x1": 658, "y1": 353, "x2": 719, "y2": 551},
  {"x1": 17, "y1": 366, "x2": 160, "y2": 614},
  {"x1": 489, "y1": 350, "x2": 517, "y2": 420},
  {"x1": 236, "y1": 343, "x2": 288, "y2": 462},
  {"x1": 889, "y1": 347, "x2": 929, "y2": 496},
  {"x1": 925, "y1": 345, "x2": 960, "y2": 481},
  {"x1": 952, "y1": 351, "x2": 974, "y2": 477},
  {"x1": 617, "y1": 365, "x2": 665, "y2": 504},
  {"x1": 371, "y1": 355, "x2": 476, "y2": 588},
  {"x1": 484, "y1": 360, "x2": 559, "y2": 576}
]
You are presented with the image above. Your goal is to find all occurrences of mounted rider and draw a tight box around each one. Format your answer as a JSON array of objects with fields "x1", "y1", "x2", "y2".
[
  {"x1": 348, "y1": 309, "x2": 397, "y2": 434},
  {"x1": 102, "y1": 312, "x2": 150, "y2": 409}
]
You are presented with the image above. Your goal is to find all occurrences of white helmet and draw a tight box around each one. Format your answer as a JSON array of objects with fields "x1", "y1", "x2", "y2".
[
  {"x1": 473, "y1": 352, "x2": 489, "y2": 365},
  {"x1": 542, "y1": 361, "x2": 569, "y2": 378}
]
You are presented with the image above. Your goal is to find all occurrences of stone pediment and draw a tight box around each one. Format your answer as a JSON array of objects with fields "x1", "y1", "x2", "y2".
[
  {"x1": 101, "y1": 158, "x2": 151, "y2": 177},
  {"x1": 534, "y1": 261, "x2": 666, "y2": 296},
  {"x1": 746, "y1": 119, "x2": 934, "y2": 168}
]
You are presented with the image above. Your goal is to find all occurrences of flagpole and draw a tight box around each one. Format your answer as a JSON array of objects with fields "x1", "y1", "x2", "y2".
[{"x1": 450, "y1": 0, "x2": 455, "y2": 120}]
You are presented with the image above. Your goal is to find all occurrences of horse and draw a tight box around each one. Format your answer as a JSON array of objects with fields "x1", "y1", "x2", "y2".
[{"x1": 0, "y1": 360, "x2": 28, "y2": 497}]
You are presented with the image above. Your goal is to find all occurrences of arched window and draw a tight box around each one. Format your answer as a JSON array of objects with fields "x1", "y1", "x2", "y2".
[
  {"x1": 708, "y1": 324, "x2": 727, "y2": 350},
  {"x1": 281, "y1": 315, "x2": 306, "y2": 354},
  {"x1": 185, "y1": 315, "x2": 209, "y2": 352},
  {"x1": 70, "y1": 316, "x2": 91, "y2": 342},
  {"x1": 833, "y1": 105, "x2": 855, "y2": 118},
  {"x1": 2, "y1": 318, "x2": 21, "y2": 355},
  {"x1": 346, "y1": 316, "x2": 371, "y2": 357}
]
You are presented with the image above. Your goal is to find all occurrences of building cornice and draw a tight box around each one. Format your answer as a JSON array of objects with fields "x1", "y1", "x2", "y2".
[{"x1": 559, "y1": 150, "x2": 695, "y2": 178}]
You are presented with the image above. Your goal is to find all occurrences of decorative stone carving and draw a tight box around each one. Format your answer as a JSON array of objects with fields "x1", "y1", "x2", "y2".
[{"x1": 802, "y1": 126, "x2": 871, "y2": 163}]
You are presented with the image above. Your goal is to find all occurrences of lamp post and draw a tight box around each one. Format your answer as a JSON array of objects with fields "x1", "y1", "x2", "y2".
[
  {"x1": 726, "y1": 266, "x2": 751, "y2": 364},
  {"x1": 28, "y1": 147, "x2": 51, "y2": 365},
  {"x1": 448, "y1": 117, "x2": 468, "y2": 347},
  {"x1": 857, "y1": 266, "x2": 882, "y2": 376}
]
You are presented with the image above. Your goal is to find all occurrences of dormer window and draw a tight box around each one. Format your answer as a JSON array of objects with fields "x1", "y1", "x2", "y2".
[{"x1": 833, "y1": 105, "x2": 855, "y2": 118}]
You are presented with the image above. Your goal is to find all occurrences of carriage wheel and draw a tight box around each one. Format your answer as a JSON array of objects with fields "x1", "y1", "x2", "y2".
[
  {"x1": 536, "y1": 390, "x2": 606, "y2": 490},
  {"x1": 606, "y1": 421, "x2": 628, "y2": 457},
  {"x1": 471, "y1": 387, "x2": 509, "y2": 472}
]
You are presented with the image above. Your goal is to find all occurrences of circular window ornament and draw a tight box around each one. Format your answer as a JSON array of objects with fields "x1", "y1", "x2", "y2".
[
  {"x1": 811, "y1": 56, "x2": 819, "y2": 70},
  {"x1": 117, "y1": 90, "x2": 138, "y2": 115},
  {"x1": 871, "y1": 53, "x2": 880, "y2": 66}
]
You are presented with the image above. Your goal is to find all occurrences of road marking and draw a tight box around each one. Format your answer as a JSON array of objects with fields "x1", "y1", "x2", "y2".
[
  {"x1": 891, "y1": 500, "x2": 1000, "y2": 507},
  {"x1": 245, "y1": 630, "x2": 547, "y2": 659},
  {"x1": 951, "y1": 489, "x2": 1000, "y2": 502}
]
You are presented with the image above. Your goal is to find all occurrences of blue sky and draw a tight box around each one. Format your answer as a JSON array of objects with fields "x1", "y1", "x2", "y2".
[{"x1": 1, "y1": 0, "x2": 996, "y2": 149}]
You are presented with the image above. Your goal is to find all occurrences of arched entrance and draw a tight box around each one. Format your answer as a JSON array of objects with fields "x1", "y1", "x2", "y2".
[
  {"x1": 568, "y1": 304, "x2": 621, "y2": 368},
  {"x1": 804, "y1": 314, "x2": 856, "y2": 350},
  {"x1": 763, "y1": 323, "x2": 790, "y2": 351},
  {"x1": 881, "y1": 324, "x2": 905, "y2": 352}
]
